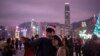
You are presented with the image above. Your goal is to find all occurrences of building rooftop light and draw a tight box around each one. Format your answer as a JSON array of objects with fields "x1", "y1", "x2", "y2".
[{"x1": 65, "y1": 2, "x2": 70, "y2": 5}]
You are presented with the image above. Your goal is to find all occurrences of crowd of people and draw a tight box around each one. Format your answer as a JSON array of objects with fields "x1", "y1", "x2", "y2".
[
  {"x1": 0, "y1": 37, "x2": 22, "y2": 56},
  {"x1": 0, "y1": 27, "x2": 100, "y2": 56}
]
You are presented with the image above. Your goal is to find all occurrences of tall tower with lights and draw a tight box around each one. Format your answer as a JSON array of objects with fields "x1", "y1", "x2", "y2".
[
  {"x1": 31, "y1": 19, "x2": 36, "y2": 36},
  {"x1": 65, "y1": 2, "x2": 71, "y2": 36},
  {"x1": 15, "y1": 26, "x2": 20, "y2": 38}
]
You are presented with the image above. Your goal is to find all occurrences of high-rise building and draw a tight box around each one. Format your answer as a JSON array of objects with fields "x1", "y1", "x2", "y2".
[
  {"x1": 31, "y1": 19, "x2": 36, "y2": 36},
  {"x1": 15, "y1": 26, "x2": 20, "y2": 38},
  {"x1": 65, "y1": 2, "x2": 71, "y2": 36}
]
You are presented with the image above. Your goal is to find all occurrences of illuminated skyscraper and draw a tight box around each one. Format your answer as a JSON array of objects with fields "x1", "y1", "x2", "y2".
[
  {"x1": 31, "y1": 19, "x2": 36, "y2": 36},
  {"x1": 65, "y1": 2, "x2": 71, "y2": 36},
  {"x1": 15, "y1": 26, "x2": 20, "y2": 38},
  {"x1": 21, "y1": 28, "x2": 27, "y2": 37}
]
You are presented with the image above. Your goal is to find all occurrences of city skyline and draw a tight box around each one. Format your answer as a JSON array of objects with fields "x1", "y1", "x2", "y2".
[{"x1": 0, "y1": 0, "x2": 100, "y2": 26}]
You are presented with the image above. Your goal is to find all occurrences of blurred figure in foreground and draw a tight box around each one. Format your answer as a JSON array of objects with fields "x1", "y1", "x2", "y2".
[
  {"x1": 19, "y1": 39, "x2": 22, "y2": 50},
  {"x1": 35, "y1": 34, "x2": 39, "y2": 39},
  {"x1": 67, "y1": 35, "x2": 74, "y2": 56},
  {"x1": 0, "y1": 38, "x2": 6, "y2": 56},
  {"x1": 2, "y1": 38, "x2": 15, "y2": 56},
  {"x1": 82, "y1": 34, "x2": 100, "y2": 56},
  {"x1": 15, "y1": 38, "x2": 19, "y2": 50},
  {"x1": 35, "y1": 28, "x2": 56, "y2": 56},
  {"x1": 52, "y1": 35, "x2": 63, "y2": 56},
  {"x1": 75, "y1": 35, "x2": 83, "y2": 56},
  {"x1": 21, "y1": 37, "x2": 35, "y2": 56},
  {"x1": 57, "y1": 37, "x2": 69, "y2": 56}
]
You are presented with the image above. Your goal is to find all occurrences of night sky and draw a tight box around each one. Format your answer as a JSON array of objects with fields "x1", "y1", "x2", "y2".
[{"x1": 0, "y1": 0, "x2": 100, "y2": 26}]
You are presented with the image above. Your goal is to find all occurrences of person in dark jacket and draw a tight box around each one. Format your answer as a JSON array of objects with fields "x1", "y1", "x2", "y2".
[
  {"x1": 21, "y1": 37, "x2": 35, "y2": 56},
  {"x1": 75, "y1": 36, "x2": 83, "y2": 56},
  {"x1": 97, "y1": 48, "x2": 100, "y2": 56},
  {"x1": 3, "y1": 38, "x2": 15, "y2": 56},
  {"x1": 83, "y1": 34, "x2": 100, "y2": 56},
  {"x1": 19, "y1": 40, "x2": 22, "y2": 50},
  {"x1": 67, "y1": 35, "x2": 74, "y2": 56},
  {"x1": 35, "y1": 28, "x2": 56, "y2": 56},
  {"x1": 15, "y1": 38, "x2": 19, "y2": 50}
]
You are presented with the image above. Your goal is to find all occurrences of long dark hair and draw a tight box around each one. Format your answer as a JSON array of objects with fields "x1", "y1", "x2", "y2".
[
  {"x1": 53, "y1": 35, "x2": 63, "y2": 47},
  {"x1": 62, "y1": 37, "x2": 69, "y2": 47}
]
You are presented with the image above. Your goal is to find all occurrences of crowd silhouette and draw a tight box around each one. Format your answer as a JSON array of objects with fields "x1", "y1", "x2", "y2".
[{"x1": 0, "y1": 27, "x2": 100, "y2": 56}]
